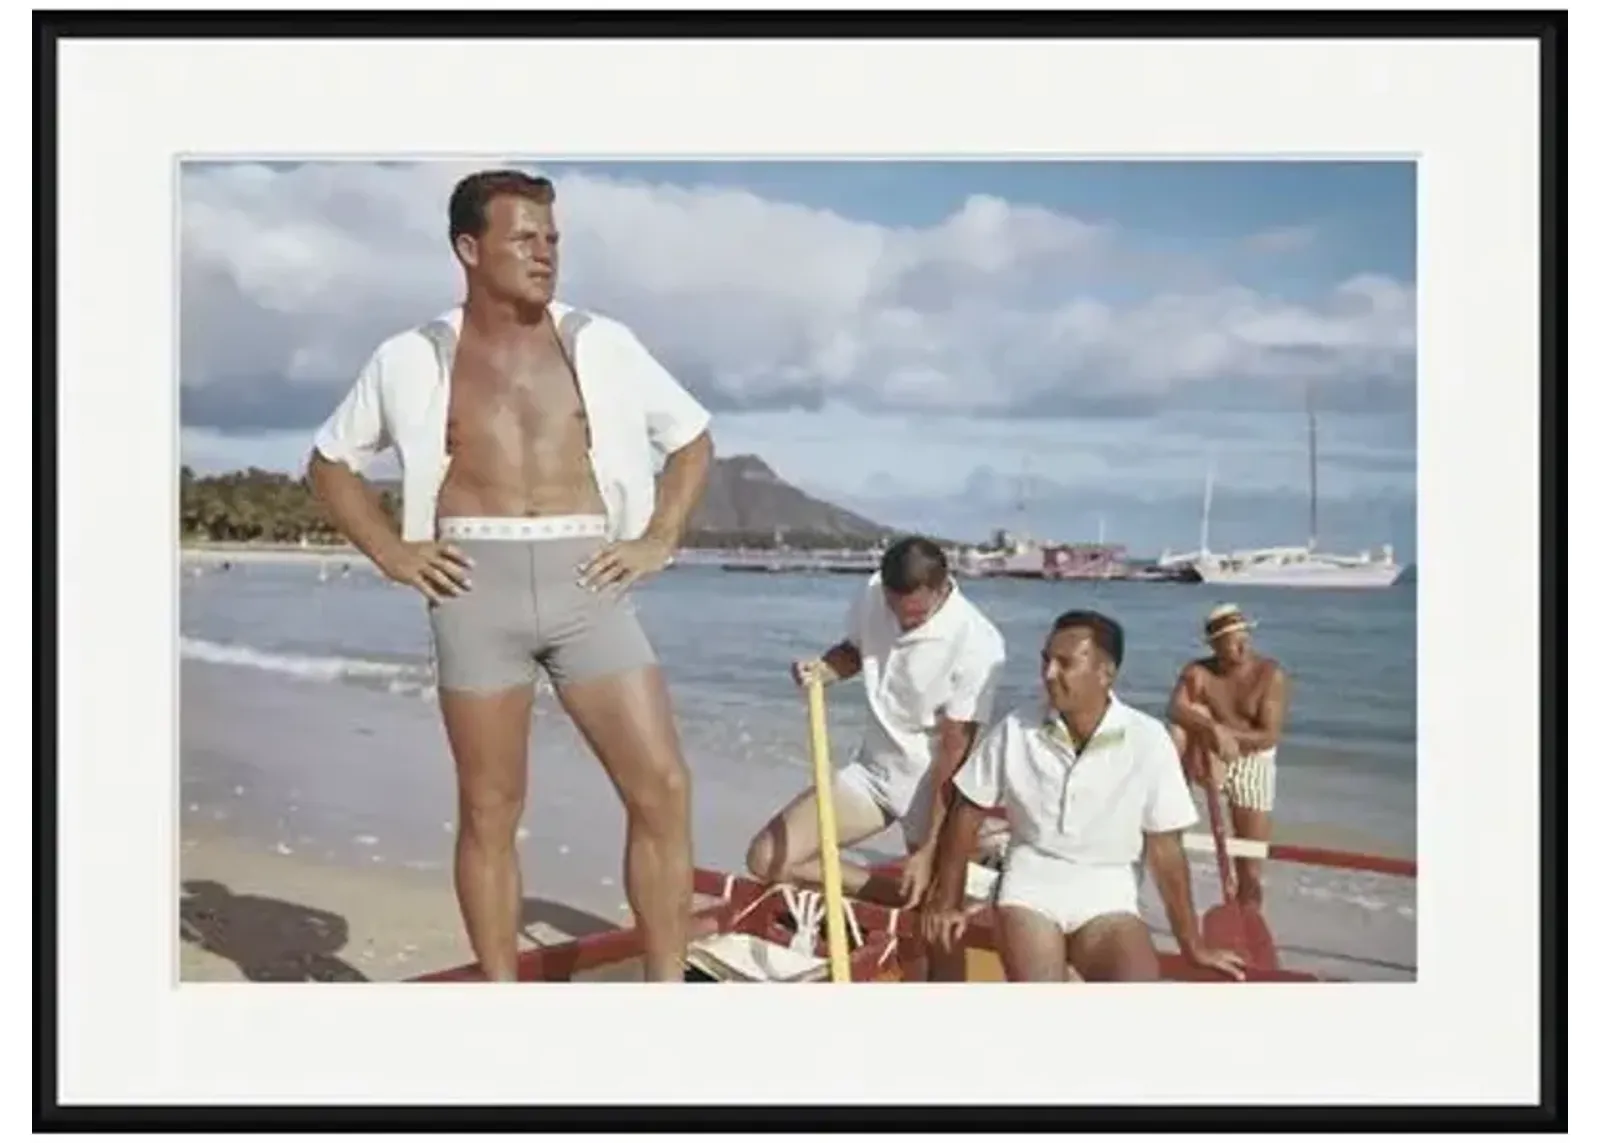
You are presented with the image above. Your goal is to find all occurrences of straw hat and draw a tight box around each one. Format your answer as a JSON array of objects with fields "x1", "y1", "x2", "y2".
[{"x1": 1204, "y1": 603, "x2": 1256, "y2": 643}]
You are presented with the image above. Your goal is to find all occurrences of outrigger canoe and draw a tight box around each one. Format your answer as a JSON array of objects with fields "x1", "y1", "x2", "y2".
[
  {"x1": 407, "y1": 837, "x2": 1416, "y2": 985},
  {"x1": 410, "y1": 680, "x2": 1415, "y2": 984}
]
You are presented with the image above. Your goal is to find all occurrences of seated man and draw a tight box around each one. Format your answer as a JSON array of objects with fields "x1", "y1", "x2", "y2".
[
  {"x1": 1167, "y1": 604, "x2": 1291, "y2": 911},
  {"x1": 921, "y1": 609, "x2": 1246, "y2": 982}
]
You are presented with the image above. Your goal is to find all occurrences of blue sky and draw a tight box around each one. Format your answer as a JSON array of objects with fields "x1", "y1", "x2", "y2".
[{"x1": 178, "y1": 158, "x2": 1416, "y2": 557}]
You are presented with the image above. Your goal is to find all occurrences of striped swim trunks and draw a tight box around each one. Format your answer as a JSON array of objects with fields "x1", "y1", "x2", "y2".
[{"x1": 1220, "y1": 749, "x2": 1277, "y2": 812}]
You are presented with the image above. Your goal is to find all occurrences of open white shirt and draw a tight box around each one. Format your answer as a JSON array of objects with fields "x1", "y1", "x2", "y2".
[
  {"x1": 954, "y1": 694, "x2": 1199, "y2": 867},
  {"x1": 848, "y1": 573, "x2": 1007, "y2": 776},
  {"x1": 309, "y1": 301, "x2": 712, "y2": 543}
]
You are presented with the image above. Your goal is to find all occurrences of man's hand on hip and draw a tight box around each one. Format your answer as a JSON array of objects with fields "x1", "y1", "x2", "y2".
[
  {"x1": 578, "y1": 536, "x2": 674, "y2": 594},
  {"x1": 377, "y1": 541, "x2": 474, "y2": 604}
]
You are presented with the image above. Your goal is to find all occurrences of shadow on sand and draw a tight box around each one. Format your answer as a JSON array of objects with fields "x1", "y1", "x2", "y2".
[
  {"x1": 179, "y1": 879, "x2": 367, "y2": 982},
  {"x1": 180, "y1": 883, "x2": 630, "y2": 982}
]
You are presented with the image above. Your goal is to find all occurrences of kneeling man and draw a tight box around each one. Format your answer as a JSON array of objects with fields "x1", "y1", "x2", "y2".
[
  {"x1": 921, "y1": 609, "x2": 1245, "y2": 982},
  {"x1": 745, "y1": 535, "x2": 1007, "y2": 909}
]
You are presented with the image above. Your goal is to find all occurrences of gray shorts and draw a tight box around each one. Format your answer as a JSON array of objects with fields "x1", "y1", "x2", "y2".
[{"x1": 426, "y1": 515, "x2": 658, "y2": 693}]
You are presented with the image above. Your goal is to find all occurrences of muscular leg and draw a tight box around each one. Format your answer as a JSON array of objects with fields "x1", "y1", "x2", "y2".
[
  {"x1": 557, "y1": 665, "x2": 693, "y2": 981},
  {"x1": 744, "y1": 783, "x2": 895, "y2": 899},
  {"x1": 439, "y1": 685, "x2": 535, "y2": 982},
  {"x1": 1217, "y1": 749, "x2": 1274, "y2": 910},
  {"x1": 1173, "y1": 722, "x2": 1265, "y2": 906},
  {"x1": 996, "y1": 906, "x2": 1069, "y2": 981},
  {"x1": 1067, "y1": 913, "x2": 1162, "y2": 982},
  {"x1": 1230, "y1": 804, "x2": 1271, "y2": 910}
]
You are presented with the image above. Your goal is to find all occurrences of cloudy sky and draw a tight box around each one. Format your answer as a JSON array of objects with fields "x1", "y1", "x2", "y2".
[{"x1": 178, "y1": 158, "x2": 1417, "y2": 558}]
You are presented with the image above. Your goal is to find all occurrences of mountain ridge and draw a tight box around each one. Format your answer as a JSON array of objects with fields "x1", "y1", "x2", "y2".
[{"x1": 352, "y1": 453, "x2": 898, "y2": 548}]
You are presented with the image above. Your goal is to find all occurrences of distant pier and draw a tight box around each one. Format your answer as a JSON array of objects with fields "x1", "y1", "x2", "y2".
[
  {"x1": 701, "y1": 549, "x2": 880, "y2": 575},
  {"x1": 671, "y1": 546, "x2": 1195, "y2": 583}
]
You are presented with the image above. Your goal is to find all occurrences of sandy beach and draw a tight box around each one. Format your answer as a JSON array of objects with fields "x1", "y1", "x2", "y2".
[
  {"x1": 178, "y1": 657, "x2": 795, "y2": 982},
  {"x1": 180, "y1": 820, "x2": 659, "y2": 982},
  {"x1": 181, "y1": 825, "x2": 475, "y2": 982}
]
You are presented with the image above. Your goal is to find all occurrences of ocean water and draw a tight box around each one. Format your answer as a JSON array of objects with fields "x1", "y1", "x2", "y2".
[{"x1": 179, "y1": 557, "x2": 1417, "y2": 854}]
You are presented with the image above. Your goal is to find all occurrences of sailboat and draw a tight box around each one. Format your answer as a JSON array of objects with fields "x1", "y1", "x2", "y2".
[
  {"x1": 1184, "y1": 393, "x2": 1407, "y2": 590},
  {"x1": 1155, "y1": 459, "x2": 1216, "y2": 578}
]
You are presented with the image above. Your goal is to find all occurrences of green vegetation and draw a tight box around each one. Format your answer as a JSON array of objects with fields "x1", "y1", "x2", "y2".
[
  {"x1": 178, "y1": 467, "x2": 906, "y2": 551},
  {"x1": 180, "y1": 466, "x2": 369, "y2": 544}
]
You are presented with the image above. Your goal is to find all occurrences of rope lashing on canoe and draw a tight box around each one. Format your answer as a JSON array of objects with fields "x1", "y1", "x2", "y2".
[
  {"x1": 722, "y1": 881, "x2": 864, "y2": 953},
  {"x1": 684, "y1": 880, "x2": 873, "y2": 982},
  {"x1": 879, "y1": 907, "x2": 902, "y2": 969},
  {"x1": 726, "y1": 882, "x2": 784, "y2": 930},
  {"x1": 781, "y1": 884, "x2": 864, "y2": 953}
]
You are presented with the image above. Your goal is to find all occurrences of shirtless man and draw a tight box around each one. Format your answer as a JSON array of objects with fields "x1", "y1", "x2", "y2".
[
  {"x1": 306, "y1": 170, "x2": 714, "y2": 981},
  {"x1": 1166, "y1": 604, "x2": 1292, "y2": 910}
]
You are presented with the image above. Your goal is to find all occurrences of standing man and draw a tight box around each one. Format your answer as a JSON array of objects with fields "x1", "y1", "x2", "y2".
[
  {"x1": 744, "y1": 536, "x2": 1008, "y2": 913},
  {"x1": 306, "y1": 169, "x2": 714, "y2": 982},
  {"x1": 1166, "y1": 604, "x2": 1291, "y2": 911},
  {"x1": 920, "y1": 610, "x2": 1245, "y2": 982}
]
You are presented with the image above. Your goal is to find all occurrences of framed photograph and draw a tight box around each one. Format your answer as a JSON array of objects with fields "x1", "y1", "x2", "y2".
[{"x1": 38, "y1": 8, "x2": 1564, "y2": 1132}]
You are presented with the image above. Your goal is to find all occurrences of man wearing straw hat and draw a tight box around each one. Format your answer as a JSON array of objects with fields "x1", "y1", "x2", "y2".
[
  {"x1": 744, "y1": 535, "x2": 1009, "y2": 917},
  {"x1": 1166, "y1": 603, "x2": 1292, "y2": 911}
]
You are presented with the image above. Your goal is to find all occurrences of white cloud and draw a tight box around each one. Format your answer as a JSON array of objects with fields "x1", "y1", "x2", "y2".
[
  {"x1": 178, "y1": 161, "x2": 1415, "y2": 432},
  {"x1": 709, "y1": 405, "x2": 1413, "y2": 507}
]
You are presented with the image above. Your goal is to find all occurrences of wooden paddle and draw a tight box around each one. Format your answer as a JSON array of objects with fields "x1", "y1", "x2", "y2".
[
  {"x1": 804, "y1": 675, "x2": 852, "y2": 982},
  {"x1": 1200, "y1": 770, "x2": 1279, "y2": 972}
]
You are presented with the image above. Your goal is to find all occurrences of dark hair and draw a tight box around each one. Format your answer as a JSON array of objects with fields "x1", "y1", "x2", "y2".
[
  {"x1": 448, "y1": 169, "x2": 556, "y2": 243},
  {"x1": 879, "y1": 535, "x2": 949, "y2": 595},
  {"x1": 1050, "y1": 609, "x2": 1124, "y2": 670}
]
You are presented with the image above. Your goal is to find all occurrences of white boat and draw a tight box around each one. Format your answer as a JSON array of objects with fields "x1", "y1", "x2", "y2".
[
  {"x1": 956, "y1": 529, "x2": 1046, "y2": 578},
  {"x1": 1171, "y1": 394, "x2": 1408, "y2": 590},
  {"x1": 1193, "y1": 543, "x2": 1406, "y2": 588}
]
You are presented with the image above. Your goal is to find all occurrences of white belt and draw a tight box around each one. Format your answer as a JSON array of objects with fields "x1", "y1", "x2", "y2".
[{"x1": 437, "y1": 515, "x2": 608, "y2": 542}]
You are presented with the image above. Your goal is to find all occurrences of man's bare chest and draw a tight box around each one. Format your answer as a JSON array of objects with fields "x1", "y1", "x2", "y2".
[
  {"x1": 446, "y1": 343, "x2": 588, "y2": 441},
  {"x1": 1201, "y1": 668, "x2": 1269, "y2": 723}
]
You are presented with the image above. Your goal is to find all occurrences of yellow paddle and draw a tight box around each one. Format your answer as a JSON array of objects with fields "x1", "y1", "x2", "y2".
[{"x1": 805, "y1": 674, "x2": 852, "y2": 982}]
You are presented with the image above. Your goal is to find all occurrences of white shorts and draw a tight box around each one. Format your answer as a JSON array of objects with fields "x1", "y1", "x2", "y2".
[
  {"x1": 835, "y1": 753, "x2": 1010, "y2": 859},
  {"x1": 835, "y1": 757, "x2": 936, "y2": 849},
  {"x1": 995, "y1": 843, "x2": 1141, "y2": 936},
  {"x1": 1220, "y1": 749, "x2": 1277, "y2": 813}
]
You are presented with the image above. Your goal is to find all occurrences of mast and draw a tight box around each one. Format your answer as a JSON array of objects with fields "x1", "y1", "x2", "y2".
[
  {"x1": 1307, "y1": 384, "x2": 1319, "y2": 551},
  {"x1": 1016, "y1": 457, "x2": 1031, "y2": 543},
  {"x1": 1200, "y1": 456, "x2": 1214, "y2": 556}
]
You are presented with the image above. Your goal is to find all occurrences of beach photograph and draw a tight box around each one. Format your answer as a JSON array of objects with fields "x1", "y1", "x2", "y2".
[
  {"x1": 45, "y1": 12, "x2": 1559, "y2": 1122},
  {"x1": 177, "y1": 157, "x2": 1420, "y2": 985}
]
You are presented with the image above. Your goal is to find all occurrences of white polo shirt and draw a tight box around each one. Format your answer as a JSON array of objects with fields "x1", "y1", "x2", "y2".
[
  {"x1": 847, "y1": 572, "x2": 1007, "y2": 774},
  {"x1": 309, "y1": 301, "x2": 712, "y2": 544},
  {"x1": 954, "y1": 694, "x2": 1198, "y2": 867}
]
